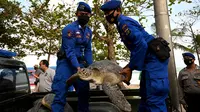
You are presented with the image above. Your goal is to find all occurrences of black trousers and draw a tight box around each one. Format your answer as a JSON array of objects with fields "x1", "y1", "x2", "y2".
[{"x1": 185, "y1": 94, "x2": 200, "y2": 112}]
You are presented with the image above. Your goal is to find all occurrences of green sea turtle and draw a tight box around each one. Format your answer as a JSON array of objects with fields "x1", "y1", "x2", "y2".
[
  {"x1": 67, "y1": 60, "x2": 132, "y2": 112},
  {"x1": 27, "y1": 93, "x2": 74, "y2": 112}
]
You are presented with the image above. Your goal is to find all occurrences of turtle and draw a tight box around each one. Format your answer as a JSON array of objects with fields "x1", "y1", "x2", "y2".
[
  {"x1": 66, "y1": 60, "x2": 132, "y2": 112},
  {"x1": 27, "y1": 93, "x2": 74, "y2": 112}
]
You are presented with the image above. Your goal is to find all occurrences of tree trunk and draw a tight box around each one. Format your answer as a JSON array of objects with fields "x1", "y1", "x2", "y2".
[
  {"x1": 153, "y1": 0, "x2": 180, "y2": 111},
  {"x1": 190, "y1": 25, "x2": 200, "y2": 65},
  {"x1": 106, "y1": 38, "x2": 116, "y2": 61},
  {"x1": 47, "y1": 54, "x2": 50, "y2": 63},
  {"x1": 47, "y1": 40, "x2": 52, "y2": 62}
]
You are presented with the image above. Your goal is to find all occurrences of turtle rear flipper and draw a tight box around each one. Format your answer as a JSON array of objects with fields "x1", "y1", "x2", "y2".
[{"x1": 102, "y1": 84, "x2": 132, "y2": 112}]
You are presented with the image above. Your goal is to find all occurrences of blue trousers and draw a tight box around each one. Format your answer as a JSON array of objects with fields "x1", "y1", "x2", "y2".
[
  {"x1": 138, "y1": 71, "x2": 169, "y2": 112},
  {"x1": 51, "y1": 59, "x2": 89, "y2": 112}
]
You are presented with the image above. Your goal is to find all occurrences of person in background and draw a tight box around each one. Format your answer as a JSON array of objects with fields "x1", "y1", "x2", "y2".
[
  {"x1": 178, "y1": 52, "x2": 200, "y2": 112},
  {"x1": 38, "y1": 60, "x2": 55, "y2": 92},
  {"x1": 100, "y1": 0, "x2": 169, "y2": 112},
  {"x1": 51, "y1": 2, "x2": 93, "y2": 112},
  {"x1": 33, "y1": 64, "x2": 43, "y2": 85}
]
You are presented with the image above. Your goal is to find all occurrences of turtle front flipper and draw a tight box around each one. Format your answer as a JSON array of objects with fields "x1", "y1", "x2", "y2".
[
  {"x1": 66, "y1": 74, "x2": 79, "y2": 87},
  {"x1": 102, "y1": 83, "x2": 132, "y2": 112}
]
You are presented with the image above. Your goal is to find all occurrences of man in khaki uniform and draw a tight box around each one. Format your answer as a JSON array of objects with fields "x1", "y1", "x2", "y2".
[{"x1": 178, "y1": 52, "x2": 200, "y2": 112}]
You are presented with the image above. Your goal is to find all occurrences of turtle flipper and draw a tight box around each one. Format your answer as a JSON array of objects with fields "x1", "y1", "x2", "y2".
[
  {"x1": 41, "y1": 93, "x2": 55, "y2": 110},
  {"x1": 102, "y1": 84, "x2": 132, "y2": 112},
  {"x1": 66, "y1": 74, "x2": 79, "y2": 87},
  {"x1": 41, "y1": 93, "x2": 74, "y2": 112}
]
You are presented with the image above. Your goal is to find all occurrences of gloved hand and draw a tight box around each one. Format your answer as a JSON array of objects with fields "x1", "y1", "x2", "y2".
[
  {"x1": 77, "y1": 67, "x2": 82, "y2": 72},
  {"x1": 119, "y1": 67, "x2": 132, "y2": 85}
]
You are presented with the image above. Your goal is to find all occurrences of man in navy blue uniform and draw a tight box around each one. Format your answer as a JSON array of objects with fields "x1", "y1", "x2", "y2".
[
  {"x1": 100, "y1": 0, "x2": 169, "y2": 112},
  {"x1": 51, "y1": 2, "x2": 93, "y2": 112}
]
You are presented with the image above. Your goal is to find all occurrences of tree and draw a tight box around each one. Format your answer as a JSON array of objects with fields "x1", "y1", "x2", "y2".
[
  {"x1": 0, "y1": 0, "x2": 25, "y2": 57},
  {"x1": 20, "y1": 0, "x2": 74, "y2": 61},
  {"x1": 90, "y1": 0, "x2": 193, "y2": 62},
  {"x1": 173, "y1": 4, "x2": 200, "y2": 64},
  {"x1": 89, "y1": 0, "x2": 158, "y2": 62},
  {"x1": 1, "y1": 0, "x2": 192, "y2": 61}
]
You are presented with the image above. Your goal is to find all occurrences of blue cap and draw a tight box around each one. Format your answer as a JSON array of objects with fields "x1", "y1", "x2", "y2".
[
  {"x1": 0, "y1": 49, "x2": 17, "y2": 58},
  {"x1": 77, "y1": 2, "x2": 91, "y2": 13},
  {"x1": 100, "y1": 0, "x2": 121, "y2": 11},
  {"x1": 182, "y1": 52, "x2": 195, "y2": 59}
]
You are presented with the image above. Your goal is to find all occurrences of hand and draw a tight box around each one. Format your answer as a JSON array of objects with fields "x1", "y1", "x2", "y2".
[
  {"x1": 77, "y1": 67, "x2": 82, "y2": 72},
  {"x1": 119, "y1": 67, "x2": 132, "y2": 85}
]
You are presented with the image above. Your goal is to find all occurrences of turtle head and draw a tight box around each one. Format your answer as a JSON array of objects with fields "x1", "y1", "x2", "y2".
[
  {"x1": 78, "y1": 68, "x2": 93, "y2": 81},
  {"x1": 66, "y1": 68, "x2": 99, "y2": 86},
  {"x1": 66, "y1": 68, "x2": 92, "y2": 87}
]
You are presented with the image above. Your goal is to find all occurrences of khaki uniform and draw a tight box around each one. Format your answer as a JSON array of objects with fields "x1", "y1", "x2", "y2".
[{"x1": 178, "y1": 65, "x2": 200, "y2": 112}]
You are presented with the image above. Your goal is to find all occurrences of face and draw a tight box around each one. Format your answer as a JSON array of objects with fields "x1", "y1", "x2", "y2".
[
  {"x1": 34, "y1": 67, "x2": 37, "y2": 70},
  {"x1": 76, "y1": 11, "x2": 91, "y2": 26},
  {"x1": 183, "y1": 56, "x2": 194, "y2": 66},
  {"x1": 103, "y1": 9, "x2": 119, "y2": 24},
  {"x1": 104, "y1": 10, "x2": 115, "y2": 16},
  {"x1": 78, "y1": 68, "x2": 92, "y2": 80},
  {"x1": 76, "y1": 11, "x2": 91, "y2": 17},
  {"x1": 39, "y1": 61, "x2": 45, "y2": 71}
]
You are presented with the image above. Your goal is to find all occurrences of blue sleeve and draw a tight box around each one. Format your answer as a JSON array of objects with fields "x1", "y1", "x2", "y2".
[
  {"x1": 84, "y1": 31, "x2": 93, "y2": 65},
  {"x1": 62, "y1": 26, "x2": 80, "y2": 68},
  {"x1": 122, "y1": 22, "x2": 148, "y2": 70}
]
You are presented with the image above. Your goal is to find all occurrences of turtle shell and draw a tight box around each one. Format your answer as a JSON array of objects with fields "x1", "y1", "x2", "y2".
[{"x1": 88, "y1": 60, "x2": 123, "y2": 75}]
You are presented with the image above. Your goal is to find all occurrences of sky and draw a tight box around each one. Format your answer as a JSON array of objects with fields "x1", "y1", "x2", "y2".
[{"x1": 17, "y1": 0, "x2": 199, "y2": 69}]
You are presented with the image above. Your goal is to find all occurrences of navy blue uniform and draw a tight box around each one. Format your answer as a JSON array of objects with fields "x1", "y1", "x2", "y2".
[
  {"x1": 116, "y1": 14, "x2": 169, "y2": 112},
  {"x1": 101, "y1": 0, "x2": 169, "y2": 110},
  {"x1": 51, "y1": 21, "x2": 93, "y2": 112}
]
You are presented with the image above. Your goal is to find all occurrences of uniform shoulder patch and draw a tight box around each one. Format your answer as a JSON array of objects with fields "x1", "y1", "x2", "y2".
[
  {"x1": 75, "y1": 31, "x2": 81, "y2": 38},
  {"x1": 122, "y1": 24, "x2": 131, "y2": 36},
  {"x1": 86, "y1": 32, "x2": 90, "y2": 39},
  {"x1": 67, "y1": 30, "x2": 72, "y2": 38}
]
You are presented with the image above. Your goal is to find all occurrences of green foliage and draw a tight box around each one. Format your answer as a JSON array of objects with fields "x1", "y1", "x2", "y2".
[
  {"x1": 20, "y1": 0, "x2": 75, "y2": 60},
  {"x1": 173, "y1": 2, "x2": 200, "y2": 63},
  {"x1": 174, "y1": 4, "x2": 200, "y2": 50},
  {"x1": 89, "y1": 0, "x2": 158, "y2": 61},
  {"x1": 1, "y1": 0, "x2": 193, "y2": 61},
  {"x1": 0, "y1": 0, "x2": 25, "y2": 57}
]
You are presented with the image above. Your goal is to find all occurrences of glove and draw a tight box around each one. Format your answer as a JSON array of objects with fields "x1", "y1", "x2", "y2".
[
  {"x1": 119, "y1": 67, "x2": 132, "y2": 85},
  {"x1": 77, "y1": 67, "x2": 82, "y2": 72}
]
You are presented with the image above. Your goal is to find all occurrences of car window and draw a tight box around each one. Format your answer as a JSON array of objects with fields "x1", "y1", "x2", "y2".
[{"x1": 0, "y1": 66, "x2": 29, "y2": 93}]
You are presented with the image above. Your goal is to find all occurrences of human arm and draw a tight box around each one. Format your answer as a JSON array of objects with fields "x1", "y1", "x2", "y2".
[
  {"x1": 121, "y1": 22, "x2": 148, "y2": 71},
  {"x1": 62, "y1": 27, "x2": 80, "y2": 70},
  {"x1": 84, "y1": 31, "x2": 93, "y2": 65},
  {"x1": 178, "y1": 71, "x2": 187, "y2": 109}
]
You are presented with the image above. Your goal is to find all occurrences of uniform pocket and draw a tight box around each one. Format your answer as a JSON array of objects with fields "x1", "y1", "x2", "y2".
[
  {"x1": 193, "y1": 73, "x2": 200, "y2": 80},
  {"x1": 150, "y1": 78, "x2": 169, "y2": 96},
  {"x1": 181, "y1": 75, "x2": 190, "y2": 88},
  {"x1": 193, "y1": 73, "x2": 200, "y2": 87}
]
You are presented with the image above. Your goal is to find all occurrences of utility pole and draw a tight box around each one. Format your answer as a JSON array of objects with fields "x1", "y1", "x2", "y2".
[{"x1": 153, "y1": 0, "x2": 180, "y2": 112}]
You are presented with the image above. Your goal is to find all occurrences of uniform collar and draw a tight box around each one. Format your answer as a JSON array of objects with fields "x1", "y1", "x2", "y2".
[
  {"x1": 75, "y1": 20, "x2": 88, "y2": 30},
  {"x1": 183, "y1": 64, "x2": 199, "y2": 70},
  {"x1": 117, "y1": 14, "x2": 123, "y2": 26}
]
